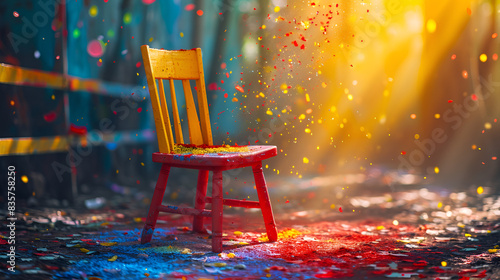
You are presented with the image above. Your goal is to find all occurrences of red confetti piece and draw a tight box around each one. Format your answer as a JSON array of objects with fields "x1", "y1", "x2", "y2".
[
  {"x1": 235, "y1": 85, "x2": 244, "y2": 93},
  {"x1": 70, "y1": 124, "x2": 88, "y2": 135},
  {"x1": 471, "y1": 94, "x2": 477, "y2": 101},
  {"x1": 224, "y1": 93, "x2": 228, "y2": 98},
  {"x1": 226, "y1": 73, "x2": 229, "y2": 78},
  {"x1": 448, "y1": 100, "x2": 453, "y2": 103},
  {"x1": 185, "y1": 4, "x2": 195, "y2": 11},
  {"x1": 196, "y1": 10, "x2": 203, "y2": 16},
  {"x1": 136, "y1": 62, "x2": 141, "y2": 68},
  {"x1": 339, "y1": 207, "x2": 343, "y2": 212},
  {"x1": 43, "y1": 111, "x2": 57, "y2": 122},
  {"x1": 137, "y1": 108, "x2": 142, "y2": 113},
  {"x1": 401, "y1": 151, "x2": 406, "y2": 155},
  {"x1": 13, "y1": 11, "x2": 19, "y2": 17}
]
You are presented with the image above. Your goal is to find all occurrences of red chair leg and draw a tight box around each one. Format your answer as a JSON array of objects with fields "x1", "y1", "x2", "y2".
[
  {"x1": 141, "y1": 164, "x2": 170, "y2": 244},
  {"x1": 211, "y1": 170, "x2": 224, "y2": 252},
  {"x1": 252, "y1": 162, "x2": 278, "y2": 242},
  {"x1": 193, "y1": 170, "x2": 209, "y2": 233}
]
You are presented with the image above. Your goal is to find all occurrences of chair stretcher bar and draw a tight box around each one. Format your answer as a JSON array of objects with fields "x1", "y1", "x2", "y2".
[
  {"x1": 158, "y1": 204, "x2": 212, "y2": 217},
  {"x1": 205, "y1": 197, "x2": 261, "y2": 208}
]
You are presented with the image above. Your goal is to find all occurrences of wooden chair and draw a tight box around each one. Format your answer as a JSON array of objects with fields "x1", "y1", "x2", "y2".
[{"x1": 140, "y1": 45, "x2": 278, "y2": 252}]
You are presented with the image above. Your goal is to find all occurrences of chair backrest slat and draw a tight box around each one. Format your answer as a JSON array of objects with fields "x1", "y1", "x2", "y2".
[
  {"x1": 141, "y1": 45, "x2": 213, "y2": 152},
  {"x1": 147, "y1": 49, "x2": 200, "y2": 80},
  {"x1": 182, "y1": 80, "x2": 204, "y2": 145},
  {"x1": 168, "y1": 79, "x2": 184, "y2": 144},
  {"x1": 194, "y1": 48, "x2": 213, "y2": 146},
  {"x1": 157, "y1": 79, "x2": 175, "y2": 147}
]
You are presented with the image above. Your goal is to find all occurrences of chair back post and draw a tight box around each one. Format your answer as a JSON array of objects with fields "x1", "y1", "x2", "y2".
[
  {"x1": 195, "y1": 48, "x2": 213, "y2": 146},
  {"x1": 141, "y1": 45, "x2": 213, "y2": 151},
  {"x1": 141, "y1": 45, "x2": 171, "y2": 153}
]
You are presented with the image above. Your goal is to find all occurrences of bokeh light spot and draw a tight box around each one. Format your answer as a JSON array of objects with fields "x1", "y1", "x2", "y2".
[
  {"x1": 87, "y1": 40, "x2": 105, "y2": 57},
  {"x1": 426, "y1": 19, "x2": 436, "y2": 33},
  {"x1": 89, "y1": 5, "x2": 98, "y2": 17}
]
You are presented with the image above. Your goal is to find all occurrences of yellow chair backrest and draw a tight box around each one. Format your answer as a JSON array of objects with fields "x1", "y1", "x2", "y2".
[{"x1": 141, "y1": 45, "x2": 213, "y2": 153}]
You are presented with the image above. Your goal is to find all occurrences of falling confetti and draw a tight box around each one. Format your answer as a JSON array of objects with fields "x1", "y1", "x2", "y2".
[{"x1": 479, "y1": 53, "x2": 487, "y2": 62}]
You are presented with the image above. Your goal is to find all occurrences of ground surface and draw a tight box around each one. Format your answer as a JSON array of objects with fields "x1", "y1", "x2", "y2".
[{"x1": 1, "y1": 177, "x2": 500, "y2": 280}]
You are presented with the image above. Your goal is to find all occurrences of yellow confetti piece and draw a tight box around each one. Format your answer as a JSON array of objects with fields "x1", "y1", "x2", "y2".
[
  {"x1": 232, "y1": 97, "x2": 238, "y2": 102},
  {"x1": 180, "y1": 248, "x2": 192, "y2": 254},
  {"x1": 238, "y1": 242, "x2": 249, "y2": 245},
  {"x1": 480, "y1": 53, "x2": 487, "y2": 62},
  {"x1": 259, "y1": 228, "x2": 301, "y2": 242},
  {"x1": 108, "y1": 255, "x2": 118, "y2": 262},
  {"x1": 204, "y1": 262, "x2": 227, "y2": 267},
  {"x1": 305, "y1": 128, "x2": 311, "y2": 133},
  {"x1": 80, "y1": 248, "x2": 89, "y2": 253},
  {"x1": 426, "y1": 19, "x2": 437, "y2": 33},
  {"x1": 488, "y1": 249, "x2": 498, "y2": 253},
  {"x1": 134, "y1": 217, "x2": 142, "y2": 223},
  {"x1": 303, "y1": 157, "x2": 309, "y2": 164},
  {"x1": 441, "y1": 261, "x2": 447, "y2": 267},
  {"x1": 234, "y1": 231, "x2": 243, "y2": 236},
  {"x1": 227, "y1": 253, "x2": 236, "y2": 258},
  {"x1": 266, "y1": 110, "x2": 273, "y2": 115},
  {"x1": 100, "y1": 242, "x2": 117, "y2": 246},
  {"x1": 434, "y1": 167, "x2": 440, "y2": 174},
  {"x1": 274, "y1": 6, "x2": 280, "y2": 12},
  {"x1": 477, "y1": 186, "x2": 484, "y2": 194},
  {"x1": 21, "y1": 175, "x2": 28, "y2": 183}
]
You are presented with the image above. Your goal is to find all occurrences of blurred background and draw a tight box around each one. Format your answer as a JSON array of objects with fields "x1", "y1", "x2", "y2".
[{"x1": 1, "y1": 0, "x2": 499, "y2": 210}]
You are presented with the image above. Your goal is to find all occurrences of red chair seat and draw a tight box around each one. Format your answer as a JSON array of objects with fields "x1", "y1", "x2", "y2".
[{"x1": 152, "y1": 145, "x2": 277, "y2": 170}]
